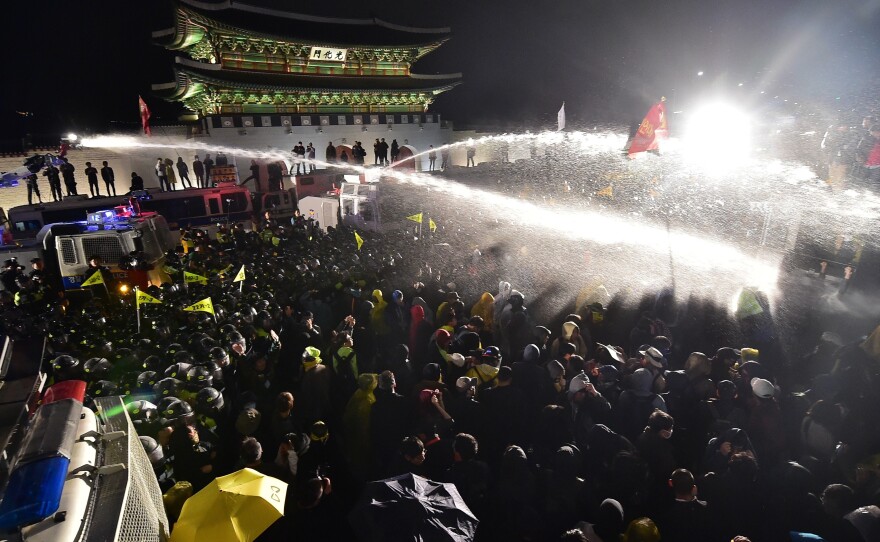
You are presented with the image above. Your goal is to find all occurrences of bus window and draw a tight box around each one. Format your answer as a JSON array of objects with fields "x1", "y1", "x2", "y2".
[
  {"x1": 224, "y1": 192, "x2": 249, "y2": 213},
  {"x1": 265, "y1": 195, "x2": 281, "y2": 209},
  {"x1": 360, "y1": 203, "x2": 374, "y2": 222},
  {"x1": 13, "y1": 220, "x2": 42, "y2": 233},
  {"x1": 142, "y1": 198, "x2": 207, "y2": 221},
  {"x1": 342, "y1": 200, "x2": 355, "y2": 216},
  {"x1": 209, "y1": 198, "x2": 220, "y2": 215}
]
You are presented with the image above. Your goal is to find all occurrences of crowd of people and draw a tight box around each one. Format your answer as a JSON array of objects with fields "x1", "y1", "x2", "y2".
[{"x1": 1, "y1": 195, "x2": 876, "y2": 542}]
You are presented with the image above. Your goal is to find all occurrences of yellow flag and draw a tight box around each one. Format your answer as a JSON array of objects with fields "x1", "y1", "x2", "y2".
[
  {"x1": 429, "y1": 218, "x2": 437, "y2": 233},
  {"x1": 406, "y1": 212, "x2": 423, "y2": 224},
  {"x1": 354, "y1": 231, "x2": 364, "y2": 251},
  {"x1": 232, "y1": 265, "x2": 246, "y2": 283},
  {"x1": 183, "y1": 297, "x2": 214, "y2": 315},
  {"x1": 184, "y1": 271, "x2": 208, "y2": 285},
  {"x1": 80, "y1": 270, "x2": 105, "y2": 287},
  {"x1": 597, "y1": 185, "x2": 613, "y2": 198},
  {"x1": 136, "y1": 290, "x2": 162, "y2": 308}
]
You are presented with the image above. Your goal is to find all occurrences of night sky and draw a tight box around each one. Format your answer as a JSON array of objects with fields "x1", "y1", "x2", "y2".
[{"x1": 2, "y1": 0, "x2": 878, "y2": 145}]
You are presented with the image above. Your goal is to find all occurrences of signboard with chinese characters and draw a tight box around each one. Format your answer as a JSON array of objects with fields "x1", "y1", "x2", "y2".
[
  {"x1": 211, "y1": 165, "x2": 238, "y2": 184},
  {"x1": 309, "y1": 47, "x2": 348, "y2": 63}
]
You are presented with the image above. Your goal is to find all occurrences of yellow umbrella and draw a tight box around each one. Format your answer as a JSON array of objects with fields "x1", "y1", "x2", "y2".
[{"x1": 171, "y1": 468, "x2": 287, "y2": 542}]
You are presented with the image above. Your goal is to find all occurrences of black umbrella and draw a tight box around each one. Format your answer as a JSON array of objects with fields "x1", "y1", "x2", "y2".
[{"x1": 349, "y1": 473, "x2": 478, "y2": 542}]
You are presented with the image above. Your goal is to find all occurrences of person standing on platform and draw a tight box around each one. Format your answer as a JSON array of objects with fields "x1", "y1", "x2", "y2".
[
  {"x1": 193, "y1": 155, "x2": 205, "y2": 187},
  {"x1": 25, "y1": 174, "x2": 42, "y2": 205},
  {"x1": 100, "y1": 161, "x2": 116, "y2": 196},
  {"x1": 43, "y1": 163, "x2": 63, "y2": 201},
  {"x1": 156, "y1": 158, "x2": 169, "y2": 191},
  {"x1": 467, "y1": 145, "x2": 476, "y2": 167},
  {"x1": 243, "y1": 159, "x2": 262, "y2": 191},
  {"x1": 380, "y1": 138, "x2": 389, "y2": 165},
  {"x1": 326, "y1": 142, "x2": 337, "y2": 164},
  {"x1": 165, "y1": 159, "x2": 177, "y2": 191},
  {"x1": 203, "y1": 154, "x2": 214, "y2": 187},
  {"x1": 373, "y1": 139, "x2": 381, "y2": 165},
  {"x1": 428, "y1": 145, "x2": 437, "y2": 171},
  {"x1": 391, "y1": 139, "x2": 400, "y2": 163},
  {"x1": 84, "y1": 162, "x2": 100, "y2": 197},
  {"x1": 292, "y1": 142, "x2": 305, "y2": 175},
  {"x1": 441, "y1": 146, "x2": 450, "y2": 170},
  {"x1": 59, "y1": 158, "x2": 77, "y2": 195},
  {"x1": 307, "y1": 143, "x2": 316, "y2": 173},
  {"x1": 176, "y1": 157, "x2": 192, "y2": 188},
  {"x1": 354, "y1": 141, "x2": 365, "y2": 165}
]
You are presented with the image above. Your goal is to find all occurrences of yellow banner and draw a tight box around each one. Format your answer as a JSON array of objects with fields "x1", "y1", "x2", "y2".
[
  {"x1": 81, "y1": 270, "x2": 105, "y2": 287},
  {"x1": 429, "y1": 218, "x2": 437, "y2": 233},
  {"x1": 184, "y1": 271, "x2": 208, "y2": 285},
  {"x1": 232, "y1": 265, "x2": 246, "y2": 283},
  {"x1": 354, "y1": 231, "x2": 364, "y2": 251},
  {"x1": 136, "y1": 290, "x2": 162, "y2": 307},
  {"x1": 406, "y1": 212, "x2": 423, "y2": 224},
  {"x1": 183, "y1": 297, "x2": 214, "y2": 315}
]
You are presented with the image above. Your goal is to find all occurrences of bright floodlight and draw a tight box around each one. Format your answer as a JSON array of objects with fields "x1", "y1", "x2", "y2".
[
  {"x1": 684, "y1": 103, "x2": 752, "y2": 169},
  {"x1": 67, "y1": 133, "x2": 78, "y2": 142},
  {"x1": 697, "y1": 71, "x2": 704, "y2": 76}
]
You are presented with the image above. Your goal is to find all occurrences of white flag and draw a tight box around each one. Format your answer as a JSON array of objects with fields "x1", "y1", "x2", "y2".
[{"x1": 557, "y1": 102, "x2": 566, "y2": 131}]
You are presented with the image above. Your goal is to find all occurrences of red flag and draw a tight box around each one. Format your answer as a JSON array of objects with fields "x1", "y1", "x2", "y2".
[
  {"x1": 138, "y1": 95, "x2": 152, "y2": 136},
  {"x1": 628, "y1": 98, "x2": 668, "y2": 155}
]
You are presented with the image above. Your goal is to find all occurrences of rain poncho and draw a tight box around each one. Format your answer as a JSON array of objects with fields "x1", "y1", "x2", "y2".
[
  {"x1": 343, "y1": 373, "x2": 377, "y2": 478},
  {"x1": 466, "y1": 363, "x2": 500, "y2": 390},
  {"x1": 371, "y1": 289, "x2": 390, "y2": 335},
  {"x1": 412, "y1": 297, "x2": 434, "y2": 326},
  {"x1": 470, "y1": 292, "x2": 495, "y2": 330},
  {"x1": 493, "y1": 282, "x2": 512, "y2": 333},
  {"x1": 550, "y1": 321, "x2": 589, "y2": 359}
]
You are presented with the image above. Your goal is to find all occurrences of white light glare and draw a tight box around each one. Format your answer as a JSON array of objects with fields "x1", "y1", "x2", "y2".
[
  {"x1": 697, "y1": 71, "x2": 704, "y2": 76},
  {"x1": 684, "y1": 103, "x2": 752, "y2": 168},
  {"x1": 67, "y1": 133, "x2": 78, "y2": 142}
]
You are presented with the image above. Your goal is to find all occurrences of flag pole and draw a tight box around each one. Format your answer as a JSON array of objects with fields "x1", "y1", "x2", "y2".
[{"x1": 134, "y1": 286, "x2": 141, "y2": 334}]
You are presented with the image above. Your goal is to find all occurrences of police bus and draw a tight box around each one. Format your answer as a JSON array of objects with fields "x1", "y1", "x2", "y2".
[{"x1": 6, "y1": 184, "x2": 254, "y2": 241}]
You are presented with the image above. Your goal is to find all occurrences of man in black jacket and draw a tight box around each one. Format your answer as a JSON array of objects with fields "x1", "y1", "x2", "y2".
[
  {"x1": 43, "y1": 164, "x2": 63, "y2": 201},
  {"x1": 59, "y1": 158, "x2": 77, "y2": 195},
  {"x1": 100, "y1": 161, "x2": 116, "y2": 196}
]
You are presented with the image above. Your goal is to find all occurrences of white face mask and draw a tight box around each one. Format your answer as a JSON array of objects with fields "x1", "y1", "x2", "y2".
[{"x1": 287, "y1": 449, "x2": 299, "y2": 476}]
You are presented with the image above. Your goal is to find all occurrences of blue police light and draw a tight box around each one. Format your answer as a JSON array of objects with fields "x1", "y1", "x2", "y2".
[{"x1": 0, "y1": 456, "x2": 70, "y2": 529}]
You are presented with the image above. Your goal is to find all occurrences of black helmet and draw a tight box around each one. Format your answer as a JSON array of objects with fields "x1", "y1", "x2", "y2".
[
  {"x1": 113, "y1": 348, "x2": 137, "y2": 368},
  {"x1": 209, "y1": 346, "x2": 230, "y2": 367},
  {"x1": 136, "y1": 371, "x2": 159, "y2": 392},
  {"x1": 156, "y1": 396, "x2": 181, "y2": 417},
  {"x1": 173, "y1": 350, "x2": 195, "y2": 365},
  {"x1": 83, "y1": 357, "x2": 113, "y2": 380},
  {"x1": 141, "y1": 354, "x2": 163, "y2": 372},
  {"x1": 127, "y1": 399, "x2": 158, "y2": 422},
  {"x1": 164, "y1": 362, "x2": 192, "y2": 380},
  {"x1": 168, "y1": 399, "x2": 193, "y2": 422},
  {"x1": 52, "y1": 355, "x2": 81, "y2": 381},
  {"x1": 185, "y1": 365, "x2": 213, "y2": 389},
  {"x1": 199, "y1": 336, "x2": 218, "y2": 355},
  {"x1": 89, "y1": 380, "x2": 118, "y2": 397},
  {"x1": 196, "y1": 387, "x2": 225, "y2": 416},
  {"x1": 219, "y1": 323, "x2": 238, "y2": 336},
  {"x1": 164, "y1": 343, "x2": 185, "y2": 359},
  {"x1": 153, "y1": 377, "x2": 182, "y2": 398}
]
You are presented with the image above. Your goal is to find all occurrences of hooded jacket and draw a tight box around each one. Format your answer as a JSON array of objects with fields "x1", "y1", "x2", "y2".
[{"x1": 550, "y1": 321, "x2": 590, "y2": 359}]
